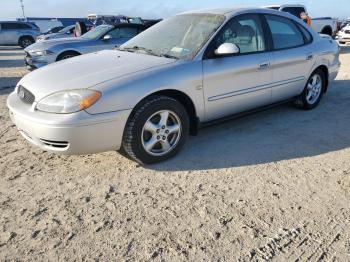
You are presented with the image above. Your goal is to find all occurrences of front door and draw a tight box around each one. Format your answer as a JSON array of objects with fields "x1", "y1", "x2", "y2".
[{"x1": 202, "y1": 14, "x2": 273, "y2": 121}]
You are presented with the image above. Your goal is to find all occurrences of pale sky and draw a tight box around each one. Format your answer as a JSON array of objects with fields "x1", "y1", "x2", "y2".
[{"x1": 0, "y1": 0, "x2": 349, "y2": 20}]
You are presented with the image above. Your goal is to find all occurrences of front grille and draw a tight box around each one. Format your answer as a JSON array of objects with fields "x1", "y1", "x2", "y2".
[
  {"x1": 345, "y1": 30, "x2": 350, "y2": 34},
  {"x1": 39, "y1": 139, "x2": 69, "y2": 149},
  {"x1": 17, "y1": 85, "x2": 35, "y2": 104}
]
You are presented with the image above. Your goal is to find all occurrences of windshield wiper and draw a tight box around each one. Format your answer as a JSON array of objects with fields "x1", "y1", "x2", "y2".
[
  {"x1": 121, "y1": 46, "x2": 154, "y2": 54},
  {"x1": 118, "y1": 46, "x2": 179, "y2": 59},
  {"x1": 159, "y1": 53, "x2": 179, "y2": 60}
]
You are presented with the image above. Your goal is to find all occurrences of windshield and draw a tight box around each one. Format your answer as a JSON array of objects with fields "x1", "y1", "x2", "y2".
[
  {"x1": 81, "y1": 25, "x2": 112, "y2": 39},
  {"x1": 120, "y1": 14, "x2": 225, "y2": 59},
  {"x1": 58, "y1": 25, "x2": 74, "y2": 33}
]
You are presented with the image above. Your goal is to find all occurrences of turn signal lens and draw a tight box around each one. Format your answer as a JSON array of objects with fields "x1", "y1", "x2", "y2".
[{"x1": 80, "y1": 91, "x2": 101, "y2": 110}]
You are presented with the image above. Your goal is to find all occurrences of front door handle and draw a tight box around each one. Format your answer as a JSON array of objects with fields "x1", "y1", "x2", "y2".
[{"x1": 259, "y1": 62, "x2": 270, "y2": 70}]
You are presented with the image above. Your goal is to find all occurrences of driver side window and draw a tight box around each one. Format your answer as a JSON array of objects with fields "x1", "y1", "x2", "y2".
[{"x1": 207, "y1": 14, "x2": 266, "y2": 57}]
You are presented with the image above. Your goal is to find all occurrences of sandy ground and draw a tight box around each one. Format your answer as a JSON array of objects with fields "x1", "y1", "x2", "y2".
[{"x1": 0, "y1": 45, "x2": 350, "y2": 261}]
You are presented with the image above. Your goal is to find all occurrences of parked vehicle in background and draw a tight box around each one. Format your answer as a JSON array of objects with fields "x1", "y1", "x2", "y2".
[
  {"x1": 25, "y1": 23, "x2": 152, "y2": 69},
  {"x1": 41, "y1": 26, "x2": 65, "y2": 35},
  {"x1": 337, "y1": 24, "x2": 350, "y2": 44},
  {"x1": 8, "y1": 8, "x2": 340, "y2": 164},
  {"x1": 36, "y1": 25, "x2": 75, "y2": 42},
  {"x1": 265, "y1": 5, "x2": 338, "y2": 36},
  {"x1": 87, "y1": 14, "x2": 143, "y2": 26},
  {"x1": 0, "y1": 21, "x2": 40, "y2": 47}
]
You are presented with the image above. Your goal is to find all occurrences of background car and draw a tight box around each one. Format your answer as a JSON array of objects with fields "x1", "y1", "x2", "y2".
[
  {"x1": 24, "y1": 23, "x2": 152, "y2": 69},
  {"x1": 41, "y1": 26, "x2": 65, "y2": 35},
  {"x1": 337, "y1": 24, "x2": 350, "y2": 44},
  {"x1": 265, "y1": 4, "x2": 338, "y2": 36},
  {"x1": 36, "y1": 25, "x2": 75, "y2": 42},
  {"x1": 7, "y1": 8, "x2": 340, "y2": 164},
  {"x1": 0, "y1": 21, "x2": 40, "y2": 48}
]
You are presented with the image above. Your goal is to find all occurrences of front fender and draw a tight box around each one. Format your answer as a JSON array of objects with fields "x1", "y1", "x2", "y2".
[{"x1": 85, "y1": 61, "x2": 206, "y2": 121}]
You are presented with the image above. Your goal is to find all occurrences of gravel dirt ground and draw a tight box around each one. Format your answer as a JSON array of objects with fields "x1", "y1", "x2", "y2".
[{"x1": 0, "y1": 45, "x2": 350, "y2": 261}]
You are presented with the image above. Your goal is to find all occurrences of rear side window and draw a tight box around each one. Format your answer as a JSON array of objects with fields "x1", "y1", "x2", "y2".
[
  {"x1": 281, "y1": 7, "x2": 306, "y2": 18},
  {"x1": 1, "y1": 23, "x2": 31, "y2": 29},
  {"x1": 265, "y1": 15, "x2": 305, "y2": 50}
]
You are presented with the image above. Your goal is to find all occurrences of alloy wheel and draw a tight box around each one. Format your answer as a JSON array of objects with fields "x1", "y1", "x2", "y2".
[
  {"x1": 306, "y1": 74, "x2": 322, "y2": 104},
  {"x1": 141, "y1": 110, "x2": 182, "y2": 156}
]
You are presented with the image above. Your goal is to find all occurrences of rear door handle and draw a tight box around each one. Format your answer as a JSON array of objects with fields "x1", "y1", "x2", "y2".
[
  {"x1": 306, "y1": 54, "x2": 314, "y2": 60},
  {"x1": 259, "y1": 62, "x2": 270, "y2": 70}
]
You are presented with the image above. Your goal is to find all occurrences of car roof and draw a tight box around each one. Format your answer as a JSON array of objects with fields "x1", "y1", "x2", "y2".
[
  {"x1": 264, "y1": 4, "x2": 306, "y2": 9},
  {"x1": 181, "y1": 7, "x2": 255, "y2": 15},
  {"x1": 0, "y1": 21, "x2": 31, "y2": 23},
  {"x1": 180, "y1": 7, "x2": 295, "y2": 18}
]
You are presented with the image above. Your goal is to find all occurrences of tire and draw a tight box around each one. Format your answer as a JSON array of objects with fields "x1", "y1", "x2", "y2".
[
  {"x1": 122, "y1": 96, "x2": 189, "y2": 164},
  {"x1": 19, "y1": 36, "x2": 34, "y2": 48},
  {"x1": 56, "y1": 51, "x2": 80, "y2": 61},
  {"x1": 295, "y1": 69, "x2": 326, "y2": 110},
  {"x1": 75, "y1": 22, "x2": 87, "y2": 37}
]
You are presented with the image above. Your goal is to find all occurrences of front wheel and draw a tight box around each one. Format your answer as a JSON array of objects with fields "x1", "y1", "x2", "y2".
[
  {"x1": 295, "y1": 69, "x2": 326, "y2": 110},
  {"x1": 19, "y1": 36, "x2": 34, "y2": 48},
  {"x1": 56, "y1": 51, "x2": 80, "y2": 61},
  {"x1": 121, "y1": 96, "x2": 189, "y2": 164}
]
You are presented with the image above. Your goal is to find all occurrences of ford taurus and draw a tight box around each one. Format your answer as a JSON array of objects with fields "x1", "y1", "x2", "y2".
[{"x1": 7, "y1": 8, "x2": 340, "y2": 164}]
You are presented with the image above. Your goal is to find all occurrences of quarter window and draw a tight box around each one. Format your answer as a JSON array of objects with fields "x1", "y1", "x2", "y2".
[
  {"x1": 209, "y1": 14, "x2": 266, "y2": 55},
  {"x1": 265, "y1": 15, "x2": 305, "y2": 50},
  {"x1": 297, "y1": 23, "x2": 313, "y2": 44}
]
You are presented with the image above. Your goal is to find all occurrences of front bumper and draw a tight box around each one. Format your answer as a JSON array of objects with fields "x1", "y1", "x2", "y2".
[
  {"x1": 7, "y1": 91, "x2": 131, "y2": 155},
  {"x1": 24, "y1": 52, "x2": 56, "y2": 69}
]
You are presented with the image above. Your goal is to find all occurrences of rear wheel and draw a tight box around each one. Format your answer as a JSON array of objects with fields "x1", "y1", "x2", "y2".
[
  {"x1": 295, "y1": 69, "x2": 326, "y2": 110},
  {"x1": 56, "y1": 51, "x2": 80, "y2": 61},
  {"x1": 121, "y1": 96, "x2": 189, "y2": 164},
  {"x1": 19, "y1": 36, "x2": 34, "y2": 48}
]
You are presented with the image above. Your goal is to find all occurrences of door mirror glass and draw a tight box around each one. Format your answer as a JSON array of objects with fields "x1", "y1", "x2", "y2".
[
  {"x1": 103, "y1": 34, "x2": 112, "y2": 41},
  {"x1": 215, "y1": 43, "x2": 240, "y2": 56}
]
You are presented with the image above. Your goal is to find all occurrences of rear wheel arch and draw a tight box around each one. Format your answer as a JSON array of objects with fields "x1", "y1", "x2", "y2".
[
  {"x1": 321, "y1": 26, "x2": 333, "y2": 36},
  {"x1": 316, "y1": 65, "x2": 329, "y2": 92}
]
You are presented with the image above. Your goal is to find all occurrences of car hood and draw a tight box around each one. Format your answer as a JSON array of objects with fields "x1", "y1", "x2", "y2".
[
  {"x1": 26, "y1": 37, "x2": 87, "y2": 52},
  {"x1": 18, "y1": 50, "x2": 176, "y2": 101}
]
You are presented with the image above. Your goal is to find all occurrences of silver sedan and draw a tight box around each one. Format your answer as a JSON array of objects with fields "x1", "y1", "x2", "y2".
[{"x1": 7, "y1": 7, "x2": 340, "y2": 164}]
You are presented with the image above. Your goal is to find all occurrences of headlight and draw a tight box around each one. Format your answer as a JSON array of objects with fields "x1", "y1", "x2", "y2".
[
  {"x1": 36, "y1": 89, "x2": 101, "y2": 114},
  {"x1": 31, "y1": 50, "x2": 54, "y2": 56}
]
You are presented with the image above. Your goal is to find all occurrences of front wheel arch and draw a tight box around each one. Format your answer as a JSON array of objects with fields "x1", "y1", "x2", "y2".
[
  {"x1": 133, "y1": 89, "x2": 199, "y2": 135},
  {"x1": 56, "y1": 50, "x2": 81, "y2": 61}
]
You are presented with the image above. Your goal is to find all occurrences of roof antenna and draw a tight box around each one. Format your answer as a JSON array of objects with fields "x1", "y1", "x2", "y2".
[{"x1": 19, "y1": 0, "x2": 26, "y2": 20}]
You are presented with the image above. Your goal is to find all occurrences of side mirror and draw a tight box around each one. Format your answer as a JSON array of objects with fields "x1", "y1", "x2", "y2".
[
  {"x1": 103, "y1": 35, "x2": 112, "y2": 41},
  {"x1": 215, "y1": 43, "x2": 240, "y2": 56}
]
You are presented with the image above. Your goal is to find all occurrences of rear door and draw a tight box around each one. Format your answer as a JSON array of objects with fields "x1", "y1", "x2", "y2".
[
  {"x1": 264, "y1": 14, "x2": 315, "y2": 102},
  {"x1": 1, "y1": 23, "x2": 22, "y2": 44}
]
